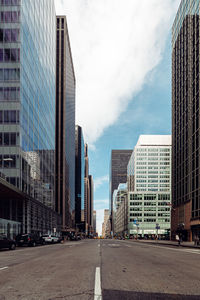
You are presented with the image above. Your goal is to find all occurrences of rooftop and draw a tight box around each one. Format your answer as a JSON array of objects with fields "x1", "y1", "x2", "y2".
[{"x1": 136, "y1": 135, "x2": 171, "y2": 147}]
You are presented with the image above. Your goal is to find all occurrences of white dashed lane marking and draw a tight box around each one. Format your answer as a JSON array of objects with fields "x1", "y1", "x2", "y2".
[
  {"x1": 0, "y1": 266, "x2": 8, "y2": 271},
  {"x1": 94, "y1": 267, "x2": 102, "y2": 300}
]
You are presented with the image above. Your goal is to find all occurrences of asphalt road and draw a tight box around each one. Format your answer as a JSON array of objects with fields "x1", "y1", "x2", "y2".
[{"x1": 0, "y1": 239, "x2": 200, "y2": 299}]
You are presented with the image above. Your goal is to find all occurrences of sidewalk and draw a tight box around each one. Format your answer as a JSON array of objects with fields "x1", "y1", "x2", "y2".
[{"x1": 131, "y1": 239, "x2": 200, "y2": 249}]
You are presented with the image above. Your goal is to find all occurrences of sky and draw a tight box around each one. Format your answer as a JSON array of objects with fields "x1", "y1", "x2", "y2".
[{"x1": 55, "y1": 0, "x2": 181, "y2": 234}]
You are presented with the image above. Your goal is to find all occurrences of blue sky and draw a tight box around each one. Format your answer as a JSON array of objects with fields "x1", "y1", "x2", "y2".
[
  {"x1": 56, "y1": 0, "x2": 181, "y2": 233},
  {"x1": 90, "y1": 34, "x2": 172, "y2": 232}
]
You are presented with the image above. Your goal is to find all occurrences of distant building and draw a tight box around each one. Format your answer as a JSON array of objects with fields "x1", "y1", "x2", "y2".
[
  {"x1": 55, "y1": 16, "x2": 76, "y2": 230},
  {"x1": 75, "y1": 126, "x2": 85, "y2": 231},
  {"x1": 93, "y1": 210, "x2": 96, "y2": 235},
  {"x1": 110, "y1": 150, "x2": 132, "y2": 231},
  {"x1": 88, "y1": 175, "x2": 94, "y2": 235},
  {"x1": 113, "y1": 184, "x2": 128, "y2": 236},
  {"x1": 83, "y1": 144, "x2": 94, "y2": 235},
  {"x1": 172, "y1": 0, "x2": 200, "y2": 241},
  {"x1": 84, "y1": 144, "x2": 89, "y2": 234},
  {"x1": 102, "y1": 209, "x2": 110, "y2": 237},
  {"x1": 127, "y1": 135, "x2": 171, "y2": 238}
]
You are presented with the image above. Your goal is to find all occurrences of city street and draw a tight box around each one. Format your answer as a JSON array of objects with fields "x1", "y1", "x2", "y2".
[{"x1": 0, "y1": 239, "x2": 200, "y2": 299}]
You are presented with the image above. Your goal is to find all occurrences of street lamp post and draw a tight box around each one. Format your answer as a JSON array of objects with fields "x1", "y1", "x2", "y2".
[{"x1": 155, "y1": 223, "x2": 160, "y2": 243}]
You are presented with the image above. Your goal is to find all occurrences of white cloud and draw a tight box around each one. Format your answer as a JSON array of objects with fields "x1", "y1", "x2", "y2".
[
  {"x1": 94, "y1": 175, "x2": 109, "y2": 191},
  {"x1": 55, "y1": 0, "x2": 180, "y2": 145}
]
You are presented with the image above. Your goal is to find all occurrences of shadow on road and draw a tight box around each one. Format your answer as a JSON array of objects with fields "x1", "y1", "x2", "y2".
[{"x1": 103, "y1": 289, "x2": 200, "y2": 300}]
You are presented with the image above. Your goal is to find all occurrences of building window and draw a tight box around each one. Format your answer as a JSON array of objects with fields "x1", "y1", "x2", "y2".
[
  {"x1": 0, "y1": 69, "x2": 20, "y2": 81},
  {"x1": 1, "y1": 0, "x2": 21, "y2": 5},
  {"x1": 0, "y1": 110, "x2": 19, "y2": 124},
  {"x1": 0, "y1": 49, "x2": 20, "y2": 62},
  {"x1": 0, "y1": 87, "x2": 20, "y2": 101},
  {"x1": 0, "y1": 28, "x2": 20, "y2": 43},
  {"x1": 0, "y1": 11, "x2": 20, "y2": 23},
  {"x1": 3, "y1": 133, "x2": 9, "y2": 146}
]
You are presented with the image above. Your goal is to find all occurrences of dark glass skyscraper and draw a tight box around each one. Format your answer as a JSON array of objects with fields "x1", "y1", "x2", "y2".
[
  {"x1": 172, "y1": 0, "x2": 200, "y2": 241},
  {"x1": 55, "y1": 16, "x2": 76, "y2": 230},
  {"x1": 75, "y1": 125, "x2": 85, "y2": 228},
  {"x1": 110, "y1": 150, "x2": 132, "y2": 230},
  {"x1": 88, "y1": 174, "x2": 94, "y2": 234}
]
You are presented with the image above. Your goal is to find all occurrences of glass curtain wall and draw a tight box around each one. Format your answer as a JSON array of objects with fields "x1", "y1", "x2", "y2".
[{"x1": 0, "y1": 0, "x2": 56, "y2": 209}]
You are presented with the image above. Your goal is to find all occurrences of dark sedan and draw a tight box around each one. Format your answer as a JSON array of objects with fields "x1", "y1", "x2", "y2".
[
  {"x1": 16, "y1": 234, "x2": 45, "y2": 247},
  {"x1": 0, "y1": 235, "x2": 16, "y2": 250}
]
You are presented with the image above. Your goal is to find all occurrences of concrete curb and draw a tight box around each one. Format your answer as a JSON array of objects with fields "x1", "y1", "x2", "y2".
[{"x1": 131, "y1": 240, "x2": 200, "y2": 249}]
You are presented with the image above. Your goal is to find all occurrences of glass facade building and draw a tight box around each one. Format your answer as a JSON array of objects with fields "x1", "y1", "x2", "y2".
[
  {"x1": 55, "y1": 16, "x2": 76, "y2": 229},
  {"x1": 0, "y1": 0, "x2": 57, "y2": 234},
  {"x1": 75, "y1": 125, "x2": 85, "y2": 226},
  {"x1": 110, "y1": 149, "x2": 132, "y2": 231},
  {"x1": 172, "y1": 0, "x2": 200, "y2": 240}
]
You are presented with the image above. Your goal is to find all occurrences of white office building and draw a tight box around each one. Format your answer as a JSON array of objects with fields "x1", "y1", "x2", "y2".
[{"x1": 127, "y1": 135, "x2": 171, "y2": 238}]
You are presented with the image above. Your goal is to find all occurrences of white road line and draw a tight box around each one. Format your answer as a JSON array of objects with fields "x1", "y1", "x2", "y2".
[
  {"x1": 94, "y1": 267, "x2": 102, "y2": 300},
  {"x1": 0, "y1": 266, "x2": 8, "y2": 271}
]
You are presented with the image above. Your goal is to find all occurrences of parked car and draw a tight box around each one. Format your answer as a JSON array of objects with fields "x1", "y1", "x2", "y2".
[
  {"x1": 0, "y1": 235, "x2": 16, "y2": 250},
  {"x1": 16, "y1": 234, "x2": 45, "y2": 247},
  {"x1": 42, "y1": 235, "x2": 61, "y2": 243}
]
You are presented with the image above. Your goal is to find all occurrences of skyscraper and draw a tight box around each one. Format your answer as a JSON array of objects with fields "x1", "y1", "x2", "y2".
[
  {"x1": 172, "y1": 0, "x2": 200, "y2": 241},
  {"x1": 110, "y1": 150, "x2": 132, "y2": 230},
  {"x1": 93, "y1": 210, "x2": 96, "y2": 235},
  {"x1": 102, "y1": 209, "x2": 110, "y2": 238},
  {"x1": 88, "y1": 174, "x2": 94, "y2": 234},
  {"x1": 75, "y1": 125, "x2": 85, "y2": 229},
  {"x1": 55, "y1": 16, "x2": 76, "y2": 230},
  {"x1": 0, "y1": 0, "x2": 59, "y2": 234},
  {"x1": 84, "y1": 143, "x2": 89, "y2": 233}
]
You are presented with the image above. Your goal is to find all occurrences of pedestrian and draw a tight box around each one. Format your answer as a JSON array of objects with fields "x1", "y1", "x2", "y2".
[{"x1": 176, "y1": 234, "x2": 180, "y2": 246}]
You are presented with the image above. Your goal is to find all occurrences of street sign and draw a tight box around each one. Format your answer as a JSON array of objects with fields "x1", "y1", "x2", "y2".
[{"x1": 155, "y1": 224, "x2": 160, "y2": 230}]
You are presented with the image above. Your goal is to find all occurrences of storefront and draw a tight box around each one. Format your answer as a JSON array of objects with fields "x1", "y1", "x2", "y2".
[{"x1": 0, "y1": 218, "x2": 21, "y2": 239}]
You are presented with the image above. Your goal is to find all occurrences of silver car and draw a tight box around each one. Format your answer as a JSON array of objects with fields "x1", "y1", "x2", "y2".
[{"x1": 42, "y1": 235, "x2": 60, "y2": 243}]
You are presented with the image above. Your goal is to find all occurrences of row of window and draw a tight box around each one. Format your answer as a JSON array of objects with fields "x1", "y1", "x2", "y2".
[
  {"x1": 0, "y1": 154, "x2": 17, "y2": 168},
  {"x1": 0, "y1": 68, "x2": 20, "y2": 81},
  {"x1": 136, "y1": 175, "x2": 170, "y2": 179},
  {"x1": 0, "y1": 48, "x2": 20, "y2": 62},
  {"x1": 130, "y1": 201, "x2": 171, "y2": 206},
  {"x1": 0, "y1": 87, "x2": 20, "y2": 101},
  {"x1": 130, "y1": 194, "x2": 170, "y2": 201},
  {"x1": 136, "y1": 162, "x2": 170, "y2": 165},
  {"x1": 0, "y1": 11, "x2": 20, "y2": 23},
  {"x1": 1, "y1": 0, "x2": 20, "y2": 4},
  {"x1": 130, "y1": 207, "x2": 171, "y2": 212},
  {"x1": 130, "y1": 218, "x2": 170, "y2": 223},
  {"x1": 0, "y1": 29, "x2": 20, "y2": 43},
  {"x1": 137, "y1": 180, "x2": 164, "y2": 183},
  {"x1": 0, "y1": 110, "x2": 20, "y2": 124},
  {"x1": 0, "y1": 132, "x2": 19, "y2": 146},
  {"x1": 143, "y1": 218, "x2": 170, "y2": 223},
  {"x1": 136, "y1": 148, "x2": 170, "y2": 152},
  {"x1": 137, "y1": 152, "x2": 170, "y2": 156},
  {"x1": 6, "y1": 176, "x2": 19, "y2": 187}
]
